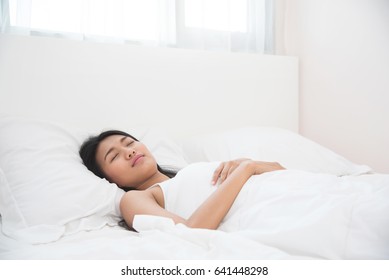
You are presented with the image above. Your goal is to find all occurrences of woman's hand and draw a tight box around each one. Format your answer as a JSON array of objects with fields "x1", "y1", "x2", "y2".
[
  {"x1": 212, "y1": 159, "x2": 285, "y2": 185},
  {"x1": 211, "y1": 158, "x2": 249, "y2": 185}
]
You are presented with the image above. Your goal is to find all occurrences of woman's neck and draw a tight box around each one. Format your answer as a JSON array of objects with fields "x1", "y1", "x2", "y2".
[{"x1": 136, "y1": 172, "x2": 170, "y2": 190}]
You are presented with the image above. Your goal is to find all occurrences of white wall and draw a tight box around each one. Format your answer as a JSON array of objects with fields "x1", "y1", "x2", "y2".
[{"x1": 285, "y1": 0, "x2": 389, "y2": 173}]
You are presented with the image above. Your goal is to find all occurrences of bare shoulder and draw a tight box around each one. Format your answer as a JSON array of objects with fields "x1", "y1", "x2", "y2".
[
  {"x1": 119, "y1": 186, "x2": 165, "y2": 215},
  {"x1": 119, "y1": 186, "x2": 169, "y2": 228}
]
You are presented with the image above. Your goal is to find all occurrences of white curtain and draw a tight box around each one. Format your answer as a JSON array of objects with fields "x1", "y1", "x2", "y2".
[
  {"x1": 0, "y1": 0, "x2": 9, "y2": 33},
  {"x1": 1, "y1": 0, "x2": 275, "y2": 54},
  {"x1": 176, "y1": 0, "x2": 274, "y2": 53}
]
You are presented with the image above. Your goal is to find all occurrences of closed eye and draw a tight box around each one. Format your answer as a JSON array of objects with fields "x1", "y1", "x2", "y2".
[
  {"x1": 126, "y1": 140, "x2": 135, "y2": 146},
  {"x1": 111, "y1": 153, "x2": 119, "y2": 162}
]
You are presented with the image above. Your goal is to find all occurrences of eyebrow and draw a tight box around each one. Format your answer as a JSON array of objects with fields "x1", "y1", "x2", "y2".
[{"x1": 104, "y1": 136, "x2": 127, "y2": 161}]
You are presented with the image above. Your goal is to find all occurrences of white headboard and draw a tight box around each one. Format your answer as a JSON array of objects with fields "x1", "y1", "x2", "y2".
[{"x1": 0, "y1": 34, "x2": 298, "y2": 139}]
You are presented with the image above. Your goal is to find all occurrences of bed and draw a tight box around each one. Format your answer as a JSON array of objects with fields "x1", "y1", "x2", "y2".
[{"x1": 0, "y1": 34, "x2": 388, "y2": 260}]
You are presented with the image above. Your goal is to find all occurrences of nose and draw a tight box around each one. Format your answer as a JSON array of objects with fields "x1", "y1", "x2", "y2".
[{"x1": 126, "y1": 149, "x2": 136, "y2": 159}]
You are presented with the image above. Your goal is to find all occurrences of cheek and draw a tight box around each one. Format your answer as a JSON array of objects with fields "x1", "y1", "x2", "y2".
[
  {"x1": 138, "y1": 143, "x2": 152, "y2": 157},
  {"x1": 103, "y1": 162, "x2": 129, "y2": 184}
]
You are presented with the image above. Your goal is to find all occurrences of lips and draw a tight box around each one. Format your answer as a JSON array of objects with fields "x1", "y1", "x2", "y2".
[{"x1": 131, "y1": 154, "x2": 144, "y2": 167}]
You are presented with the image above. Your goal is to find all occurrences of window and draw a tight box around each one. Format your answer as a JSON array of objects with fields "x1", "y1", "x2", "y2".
[
  {"x1": 6, "y1": 0, "x2": 172, "y2": 43},
  {"x1": 184, "y1": 0, "x2": 248, "y2": 32},
  {"x1": 2, "y1": 0, "x2": 274, "y2": 53},
  {"x1": 177, "y1": 0, "x2": 274, "y2": 53}
]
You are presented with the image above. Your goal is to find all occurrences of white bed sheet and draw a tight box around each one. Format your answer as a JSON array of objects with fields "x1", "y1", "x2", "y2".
[
  {"x1": 1, "y1": 172, "x2": 388, "y2": 260},
  {"x1": 0, "y1": 219, "x2": 298, "y2": 260}
]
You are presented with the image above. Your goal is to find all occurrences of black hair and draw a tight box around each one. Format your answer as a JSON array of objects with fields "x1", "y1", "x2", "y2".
[{"x1": 79, "y1": 129, "x2": 177, "y2": 192}]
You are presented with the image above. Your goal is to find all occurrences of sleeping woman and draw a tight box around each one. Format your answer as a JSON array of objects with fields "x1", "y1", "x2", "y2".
[
  {"x1": 79, "y1": 130, "x2": 285, "y2": 231},
  {"x1": 79, "y1": 129, "x2": 389, "y2": 259}
]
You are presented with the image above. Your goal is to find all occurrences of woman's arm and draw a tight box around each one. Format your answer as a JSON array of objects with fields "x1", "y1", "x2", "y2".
[
  {"x1": 184, "y1": 160, "x2": 256, "y2": 229},
  {"x1": 120, "y1": 160, "x2": 284, "y2": 230},
  {"x1": 189, "y1": 160, "x2": 285, "y2": 229}
]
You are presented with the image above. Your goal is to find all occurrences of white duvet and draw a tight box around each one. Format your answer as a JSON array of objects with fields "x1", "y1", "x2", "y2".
[
  {"x1": 149, "y1": 162, "x2": 389, "y2": 259},
  {"x1": 1, "y1": 162, "x2": 388, "y2": 260}
]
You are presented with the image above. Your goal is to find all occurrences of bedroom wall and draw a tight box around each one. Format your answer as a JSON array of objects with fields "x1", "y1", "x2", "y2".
[{"x1": 284, "y1": 0, "x2": 389, "y2": 173}]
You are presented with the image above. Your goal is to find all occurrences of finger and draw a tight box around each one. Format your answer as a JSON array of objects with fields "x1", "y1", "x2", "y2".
[
  {"x1": 219, "y1": 163, "x2": 233, "y2": 184},
  {"x1": 212, "y1": 163, "x2": 224, "y2": 185},
  {"x1": 227, "y1": 165, "x2": 237, "y2": 177},
  {"x1": 220, "y1": 161, "x2": 241, "y2": 184},
  {"x1": 219, "y1": 170, "x2": 227, "y2": 183}
]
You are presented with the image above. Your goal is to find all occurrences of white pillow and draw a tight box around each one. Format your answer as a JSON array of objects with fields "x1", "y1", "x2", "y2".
[
  {"x1": 0, "y1": 117, "x2": 125, "y2": 244},
  {"x1": 181, "y1": 126, "x2": 371, "y2": 176},
  {"x1": 136, "y1": 127, "x2": 188, "y2": 170}
]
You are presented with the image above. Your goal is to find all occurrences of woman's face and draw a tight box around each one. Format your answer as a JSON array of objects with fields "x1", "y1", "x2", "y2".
[{"x1": 95, "y1": 135, "x2": 157, "y2": 189}]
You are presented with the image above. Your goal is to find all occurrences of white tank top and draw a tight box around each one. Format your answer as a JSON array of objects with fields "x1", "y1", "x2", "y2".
[{"x1": 157, "y1": 162, "x2": 219, "y2": 219}]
